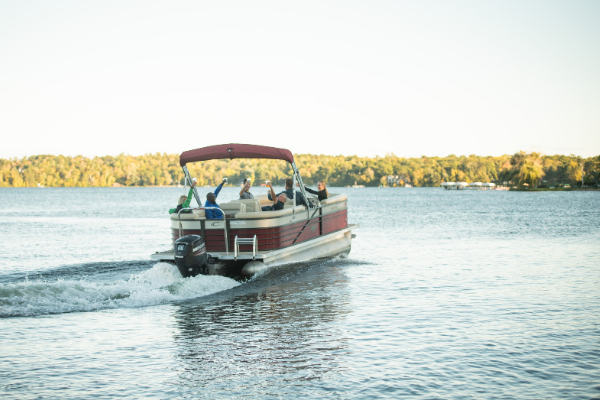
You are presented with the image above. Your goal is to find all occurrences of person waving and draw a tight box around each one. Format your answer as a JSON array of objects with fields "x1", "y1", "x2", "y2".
[
  {"x1": 304, "y1": 180, "x2": 328, "y2": 201},
  {"x1": 205, "y1": 178, "x2": 227, "y2": 219},
  {"x1": 239, "y1": 178, "x2": 254, "y2": 199},
  {"x1": 169, "y1": 180, "x2": 197, "y2": 214},
  {"x1": 262, "y1": 181, "x2": 287, "y2": 211}
]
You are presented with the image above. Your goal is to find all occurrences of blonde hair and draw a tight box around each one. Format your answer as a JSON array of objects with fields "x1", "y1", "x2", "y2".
[
  {"x1": 178, "y1": 195, "x2": 187, "y2": 205},
  {"x1": 319, "y1": 181, "x2": 329, "y2": 197}
]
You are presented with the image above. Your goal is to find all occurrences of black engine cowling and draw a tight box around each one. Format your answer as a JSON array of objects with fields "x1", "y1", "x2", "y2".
[{"x1": 174, "y1": 235, "x2": 208, "y2": 278}]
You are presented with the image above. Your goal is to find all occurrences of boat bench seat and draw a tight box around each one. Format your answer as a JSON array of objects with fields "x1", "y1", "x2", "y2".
[
  {"x1": 219, "y1": 202, "x2": 246, "y2": 216},
  {"x1": 228, "y1": 199, "x2": 262, "y2": 213},
  {"x1": 254, "y1": 194, "x2": 273, "y2": 208},
  {"x1": 169, "y1": 203, "x2": 246, "y2": 220},
  {"x1": 235, "y1": 205, "x2": 305, "y2": 219},
  {"x1": 321, "y1": 193, "x2": 348, "y2": 205},
  {"x1": 170, "y1": 209, "x2": 206, "y2": 220},
  {"x1": 283, "y1": 204, "x2": 307, "y2": 210}
]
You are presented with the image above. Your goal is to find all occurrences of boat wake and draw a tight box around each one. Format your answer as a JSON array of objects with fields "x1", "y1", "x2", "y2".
[{"x1": 0, "y1": 263, "x2": 240, "y2": 318}]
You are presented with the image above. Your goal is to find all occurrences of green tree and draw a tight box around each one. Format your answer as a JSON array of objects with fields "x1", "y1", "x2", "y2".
[{"x1": 517, "y1": 153, "x2": 545, "y2": 187}]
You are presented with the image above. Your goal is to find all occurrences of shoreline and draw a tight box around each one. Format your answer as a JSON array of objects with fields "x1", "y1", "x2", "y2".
[{"x1": 1, "y1": 186, "x2": 599, "y2": 191}]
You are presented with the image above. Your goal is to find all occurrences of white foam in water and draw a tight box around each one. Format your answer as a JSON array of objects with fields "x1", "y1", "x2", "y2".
[
  {"x1": 130, "y1": 262, "x2": 184, "y2": 288},
  {"x1": 0, "y1": 263, "x2": 241, "y2": 317}
]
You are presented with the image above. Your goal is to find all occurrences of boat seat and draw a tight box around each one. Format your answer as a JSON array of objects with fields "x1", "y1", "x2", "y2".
[
  {"x1": 254, "y1": 194, "x2": 273, "y2": 208},
  {"x1": 170, "y1": 208, "x2": 206, "y2": 220},
  {"x1": 219, "y1": 202, "x2": 246, "y2": 216},
  {"x1": 320, "y1": 194, "x2": 348, "y2": 205},
  {"x1": 284, "y1": 204, "x2": 307, "y2": 210},
  {"x1": 230, "y1": 199, "x2": 261, "y2": 213},
  {"x1": 235, "y1": 206, "x2": 302, "y2": 219}
]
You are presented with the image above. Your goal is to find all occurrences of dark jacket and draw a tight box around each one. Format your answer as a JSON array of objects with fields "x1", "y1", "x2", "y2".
[
  {"x1": 261, "y1": 200, "x2": 285, "y2": 211},
  {"x1": 268, "y1": 188, "x2": 308, "y2": 207},
  {"x1": 305, "y1": 187, "x2": 328, "y2": 201}
]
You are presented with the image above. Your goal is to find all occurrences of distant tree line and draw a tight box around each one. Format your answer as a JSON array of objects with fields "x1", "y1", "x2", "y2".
[{"x1": 0, "y1": 152, "x2": 598, "y2": 188}]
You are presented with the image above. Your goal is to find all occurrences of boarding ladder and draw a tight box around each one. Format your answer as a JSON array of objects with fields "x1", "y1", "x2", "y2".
[{"x1": 234, "y1": 235, "x2": 258, "y2": 261}]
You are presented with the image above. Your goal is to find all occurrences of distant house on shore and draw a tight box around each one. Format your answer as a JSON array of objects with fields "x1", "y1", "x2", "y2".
[{"x1": 386, "y1": 175, "x2": 410, "y2": 187}]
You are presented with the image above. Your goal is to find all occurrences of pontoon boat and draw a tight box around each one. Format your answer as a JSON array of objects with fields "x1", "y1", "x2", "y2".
[{"x1": 151, "y1": 144, "x2": 358, "y2": 278}]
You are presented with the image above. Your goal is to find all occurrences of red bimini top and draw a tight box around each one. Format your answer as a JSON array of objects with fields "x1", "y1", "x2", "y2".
[{"x1": 179, "y1": 144, "x2": 294, "y2": 167}]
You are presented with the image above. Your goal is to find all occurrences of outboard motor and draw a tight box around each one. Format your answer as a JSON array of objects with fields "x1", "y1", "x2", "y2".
[{"x1": 174, "y1": 235, "x2": 208, "y2": 278}]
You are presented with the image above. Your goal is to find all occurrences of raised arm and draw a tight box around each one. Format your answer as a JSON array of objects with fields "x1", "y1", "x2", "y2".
[
  {"x1": 181, "y1": 181, "x2": 197, "y2": 208},
  {"x1": 181, "y1": 187, "x2": 193, "y2": 209},
  {"x1": 214, "y1": 178, "x2": 226, "y2": 198},
  {"x1": 267, "y1": 182, "x2": 278, "y2": 205}
]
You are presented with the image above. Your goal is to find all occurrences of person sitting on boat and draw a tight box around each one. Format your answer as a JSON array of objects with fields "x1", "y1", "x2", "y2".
[
  {"x1": 304, "y1": 180, "x2": 328, "y2": 202},
  {"x1": 239, "y1": 178, "x2": 254, "y2": 199},
  {"x1": 205, "y1": 178, "x2": 227, "y2": 219},
  {"x1": 262, "y1": 181, "x2": 287, "y2": 211},
  {"x1": 268, "y1": 178, "x2": 308, "y2": 207},
  {"x1": 168, "y1": 180, "x2": 197, "y2": 214}
]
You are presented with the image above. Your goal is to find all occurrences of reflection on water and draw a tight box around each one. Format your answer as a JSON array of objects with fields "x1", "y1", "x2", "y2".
[{"x1": 172, "y1": 262, "x2": 351, "y2": 396}]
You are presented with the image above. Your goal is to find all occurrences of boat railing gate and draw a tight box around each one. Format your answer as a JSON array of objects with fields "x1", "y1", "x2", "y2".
[
  {"x1": 177, "y1": 207, "x2": 229, "y2": 255},
  {"x1": 234, "y1": 235, "x2": 257, "y2": 261}
]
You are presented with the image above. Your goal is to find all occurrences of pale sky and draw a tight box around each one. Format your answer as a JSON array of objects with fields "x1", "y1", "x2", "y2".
[{"x1": 1, "y1": 0, "x2": 599, "y2": 159}]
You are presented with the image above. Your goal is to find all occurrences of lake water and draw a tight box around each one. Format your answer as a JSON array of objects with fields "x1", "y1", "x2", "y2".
[{"x1": 1, "y1": 187, "x2": 599, "y2": 399}]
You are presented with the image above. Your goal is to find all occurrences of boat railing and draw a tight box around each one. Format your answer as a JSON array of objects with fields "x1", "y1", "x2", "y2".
[{"x1": 177, "y1": 207, "x2": 228, "y2": 255}]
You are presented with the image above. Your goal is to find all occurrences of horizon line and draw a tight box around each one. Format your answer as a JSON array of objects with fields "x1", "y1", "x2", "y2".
[{"x1": 1, "y1": 150, "x2": 598, "y2": 160}]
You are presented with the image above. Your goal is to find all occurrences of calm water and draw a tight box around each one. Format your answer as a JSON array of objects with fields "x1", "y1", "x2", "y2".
[{"x1": 1, "y1": 187, "x2": 599, "y2": 399}]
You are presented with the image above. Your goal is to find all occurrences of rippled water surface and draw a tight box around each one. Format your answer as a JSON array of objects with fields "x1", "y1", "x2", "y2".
[{"x1": 1, "y1": 187, "x2": 599, "y2": 399}]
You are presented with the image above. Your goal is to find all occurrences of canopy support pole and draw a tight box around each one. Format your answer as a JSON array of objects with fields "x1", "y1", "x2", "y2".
[
  {"x1": 182, "y1": 165, "x2": 202, "y2": 206},
  {"x1": 292, "y1": 173, "x2": 296, "y2": 213},
  {"x1": 291, "y1": 162, "x2": 309, "y2": 208}
]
